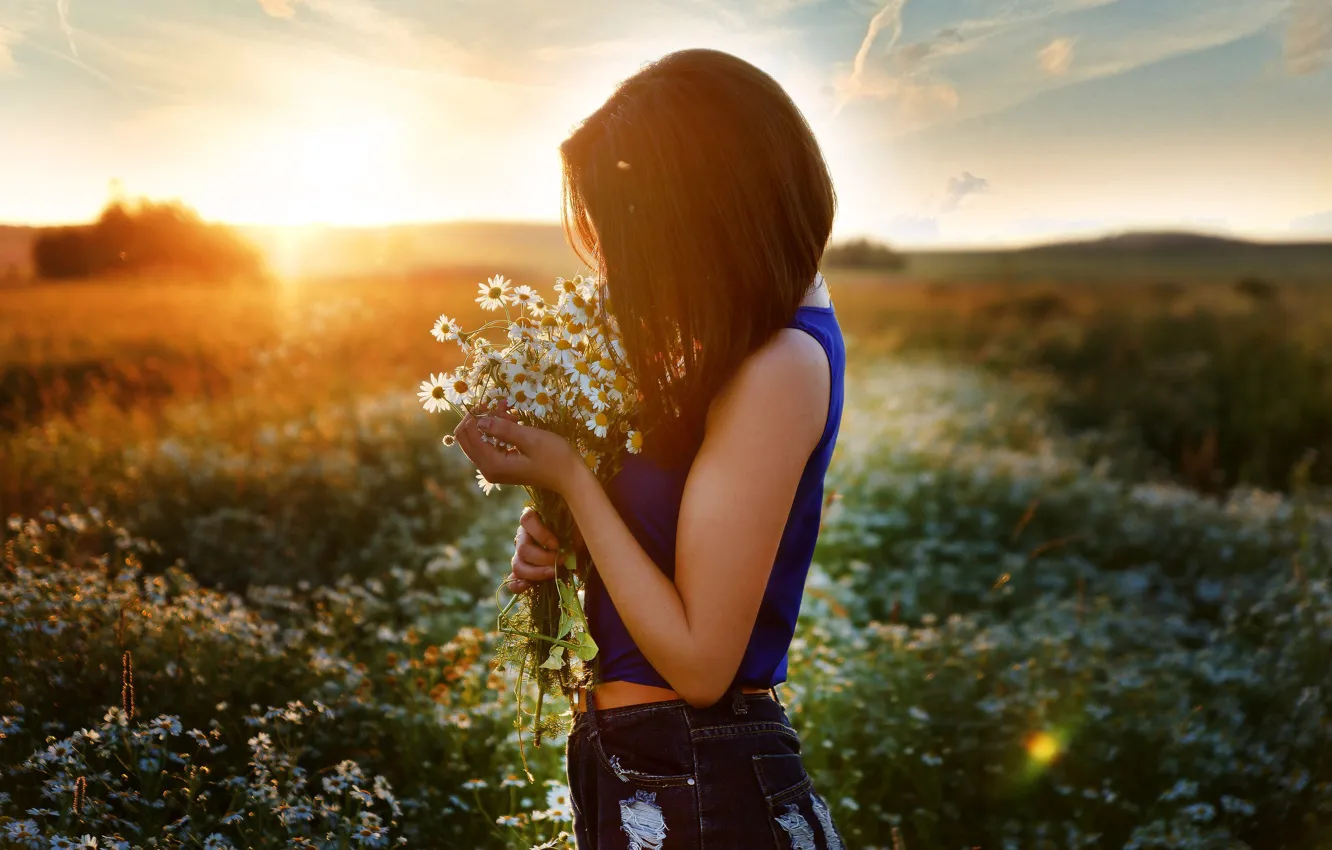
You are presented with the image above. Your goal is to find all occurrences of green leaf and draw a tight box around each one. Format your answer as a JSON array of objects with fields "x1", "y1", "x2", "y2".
[
  {"x1": 574, "y1": 630, "x2": 599, "y2": 661},
  {"x1": 540, "y1": 645, "x2": 566, "y2": 670}
]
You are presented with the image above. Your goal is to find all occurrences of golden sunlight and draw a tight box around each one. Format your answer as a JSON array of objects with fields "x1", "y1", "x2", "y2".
[
  {"x1": 259, "y1": 106, "x2": 407, "y2": 226},
  {"x1": 1026, "y1": 731, "x2": 1061, "y2": 765}
]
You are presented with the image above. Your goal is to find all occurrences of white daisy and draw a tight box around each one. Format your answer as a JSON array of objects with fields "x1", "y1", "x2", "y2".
[
  {"x1": 582, "y1": 450, "x2": 601, "y2": 473},
  {"x1": 430, "y1": 314, "x2": 461, "y2": 343},
  {"x1": 529, "y1": 388, "x2": 553, "y2": 418},
  {"x1": 608, "y1": 373, "x2": 630, "y2": 403},
  {"x1": 503, "y1": 360, "x2": 536, "y2": 387},
  {"x1": 564, "y1": 358, "x2": 595, "y2": 391},
  {"x1": 481, "y1": 343, "x2": 506, "y2": 368},
  {"x1": 558, "y1": 294, "x2": 590, "y2": 323},
  {"x1": 590, "y1": 352, "x2": 617, "y2": 381},
  {"x1": 475, "y1": 274, "x2": 513, "y2": 311},
  {"x1": 543, "y1": 337, "x2": 578, "y2": 371},
  {"x1": 545, "y1": 782, "x2": 573, "y2": 815},
  {"x1": 444, "y1": 371, "x2": 474, "y2": 405},
  {"x1": 511, "y1": 285, "x2": 539, "y2": 310},
  {"x1": 417, "y1": 374, "x2": 450, "y2": 413},
  {"x1": 476, "y1": 471, "x2": 501, "y2": 495},
  {"x1": 509, "y1": 385, "x2": 534, "y2": 411},
  {"x1": 585, "y1": 410, "x2": 610, "y2": 438},
  {"x1": 626, "y1": 430, "x2": 643, "y2": 454},
  {"x1": 508, "y1": 316, "x2": 539, "y2": 344},
  {"x1": 555, "y1": 277, "x2": 580, "y2": 300},
  {"x1": 584, "y1": 383, "x2": 611, "y2": 412}
]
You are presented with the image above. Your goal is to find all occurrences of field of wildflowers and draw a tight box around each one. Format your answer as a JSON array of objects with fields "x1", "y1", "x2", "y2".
[{"x1": 2, "y1": 273, "x2": 1330, "y2": 848}]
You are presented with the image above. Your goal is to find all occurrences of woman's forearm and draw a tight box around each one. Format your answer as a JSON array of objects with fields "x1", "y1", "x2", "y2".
[{"x1": 562, "y1": 463, "x2": 714, "y2": 700}]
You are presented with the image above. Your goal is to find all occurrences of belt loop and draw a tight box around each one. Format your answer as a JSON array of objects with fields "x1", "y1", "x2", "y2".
[
  {"x1": 731, "y1": 685, "x2": 749, "y2": 715},
  {"x1": 769, "y1": 684, "x2": 785, "y2": 709}
]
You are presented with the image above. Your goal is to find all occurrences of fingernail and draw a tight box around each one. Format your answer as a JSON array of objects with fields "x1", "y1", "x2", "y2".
[{"x1": 479, "y1": 416, "x2": 493, "y2": 430}]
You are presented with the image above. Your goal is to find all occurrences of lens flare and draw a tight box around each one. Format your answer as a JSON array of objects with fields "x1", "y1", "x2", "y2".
[{"x1": 1027, "y1": 731, "x2": 1060, "y2": 765}]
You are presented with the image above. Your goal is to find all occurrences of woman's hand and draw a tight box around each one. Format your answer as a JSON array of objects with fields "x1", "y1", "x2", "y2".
[
  {"x1": 452, "y1": 401, "x2": 583, "y2": 494},
  {"x1": 507, "y1": 507, "x2": 589, "y2": 592},
  {"x1": 506, "y1": 506, "x2": 562, "y2": 593}
]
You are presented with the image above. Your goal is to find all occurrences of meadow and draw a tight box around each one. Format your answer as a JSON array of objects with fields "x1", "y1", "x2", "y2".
[{"x1": 2, "y1": 255, "x2": 1331, "y2": 849}]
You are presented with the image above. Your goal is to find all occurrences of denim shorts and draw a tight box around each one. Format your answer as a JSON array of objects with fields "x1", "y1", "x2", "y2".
[{"x1": 566, "y1": 683, "x2": 846, "y2": 849}]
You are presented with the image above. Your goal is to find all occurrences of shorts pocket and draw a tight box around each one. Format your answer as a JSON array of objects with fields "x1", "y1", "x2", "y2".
[
  {"x1": 753, "y1": 753, "x2": 827, "y2": 850},
  {"x1": 590, "y1": 707, "x2": 697, "y2": 788},
  {"x1": 752, "y1": 753, "x2": 813, "y2": 807}
]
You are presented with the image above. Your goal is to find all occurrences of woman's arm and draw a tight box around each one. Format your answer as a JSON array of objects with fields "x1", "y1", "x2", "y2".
[{"x1": 458, "y1": 328, "x2": 830, "y2": 707}]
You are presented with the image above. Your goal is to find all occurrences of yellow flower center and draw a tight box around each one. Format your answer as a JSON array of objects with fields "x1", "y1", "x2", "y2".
[
  {"x1": 595, "y1": 412, "x2": 609, "y2": 427},
  {"x1": 536, "y1": 392, "x2": 551, "y2": 406},
  {"x1": 556, "y1": 339, "x2": 573, "y2": 351},
  {"x1": 452, "y1": 380, "x2": 469, "y2": 394},
  {"x1": 432, "y1": 386, "x2": 445, "y2": 399},
  {"x1": 488, "y1": 287, "x2": 502, "y2": 299}
]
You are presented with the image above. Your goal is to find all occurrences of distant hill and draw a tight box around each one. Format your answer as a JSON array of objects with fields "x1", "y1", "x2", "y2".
[
  {"x1": 902, "y1": 231, "x2": 1332, "y2": 285},
  {"x1": 1025, "y1": 230, "x2": 1328, "y2": 253},
  {"x1": 4, "y1": 221, "x2": 1329, "y2": 284}
]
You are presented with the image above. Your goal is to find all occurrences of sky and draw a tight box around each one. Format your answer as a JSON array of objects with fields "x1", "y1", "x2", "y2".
[{"x1": 0, "y1": 0, "x2": 1329, "y2": 247}]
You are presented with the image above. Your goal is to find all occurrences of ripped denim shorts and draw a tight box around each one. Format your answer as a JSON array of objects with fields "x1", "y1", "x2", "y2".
[{"x1": 566, "y1": 683, "x2": 846, "y2": 849}]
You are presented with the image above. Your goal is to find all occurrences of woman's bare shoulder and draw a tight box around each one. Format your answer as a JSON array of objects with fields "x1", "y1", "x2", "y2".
[{"x1": 703, "y1": 326, "x2": 830, "y2": 444}]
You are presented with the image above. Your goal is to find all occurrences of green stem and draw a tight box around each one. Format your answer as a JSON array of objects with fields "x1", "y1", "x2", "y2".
[{"x1": 497, "y1": 627, "x2": 581, "y2": 651}]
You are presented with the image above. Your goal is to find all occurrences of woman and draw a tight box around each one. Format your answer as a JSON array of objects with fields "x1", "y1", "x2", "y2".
[{"x1": 453, "y1": 48, "x2": 846, "y2": 849}]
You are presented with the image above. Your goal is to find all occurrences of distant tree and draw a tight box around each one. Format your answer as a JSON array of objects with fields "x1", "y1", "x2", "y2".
[
  {"x1": 822, "y1": 237, "x2": 905, "y2": 270},
  {"x1": 1235, "y1": 275, "x2": 1279, "y2": 305},
  {"x1": 32, "y1": 196, "x2": 266, "y2": 282}
]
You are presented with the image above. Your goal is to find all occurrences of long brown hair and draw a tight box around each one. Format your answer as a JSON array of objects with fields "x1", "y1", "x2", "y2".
[{"x1": 560, "y1": 48, "x2": 836, "y2": 466}]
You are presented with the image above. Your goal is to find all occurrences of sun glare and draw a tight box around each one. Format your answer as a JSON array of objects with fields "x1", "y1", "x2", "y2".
[
  {"x1": 1026, "y1": 731, "x2": 1061, "y2": 765},
  {"x1": 266, "y1": 110, "x2": 405, "y2": 226}
]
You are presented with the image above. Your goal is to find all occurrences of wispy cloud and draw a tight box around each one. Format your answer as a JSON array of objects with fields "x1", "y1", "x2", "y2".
[
  {"x1": 834, "y1": 0, "x2": 962, "y2": 126},
  {"x1": 1039, "y1": 37, "x2": 1075, "y2": 75},
  {"x1": 257, "y1": 0, "x2": 301, "y2": 18},
  {"x1": 1286, "y1": 0, "x2": 1332, "y2": 74},
  {"x1": 942, "y1": 171, "x2": 989, "y2": 212},
  {"x1": 56, "y1": 0, "x2": 76, "y2": 56},
  {"x1": 842, "y1": 0, "x2": 908, "y2": 102},
  {"x1": 0, "y1": 25, "x2": 17, "y2": 73}
]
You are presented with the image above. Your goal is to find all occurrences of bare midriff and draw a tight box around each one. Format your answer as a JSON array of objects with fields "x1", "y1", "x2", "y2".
[{"x1": 590, "y1": 679, "x2": 771, "y2": 710}]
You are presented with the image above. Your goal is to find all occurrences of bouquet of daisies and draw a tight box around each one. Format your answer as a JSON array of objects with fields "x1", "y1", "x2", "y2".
[{"x1": 419, "y1": 273, "x2": 641, "y2": 756}]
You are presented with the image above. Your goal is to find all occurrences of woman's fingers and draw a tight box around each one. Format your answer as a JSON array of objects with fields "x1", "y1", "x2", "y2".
[
  {"x1": 505, "y1": 572, "x2": 532, "y2": 593},
  {"x1": 520, "y1": 506, "x2": 560, "y2": 550},
  {"x1": 511, "y1": 554, "x2": 557, "y2": 582},
  {"x1": 516, "y1": 534, "x2": 557, "y2": 567}
]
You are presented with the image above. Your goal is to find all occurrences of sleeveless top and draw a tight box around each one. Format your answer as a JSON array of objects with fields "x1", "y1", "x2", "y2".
[{"x1": 584, "y1": 289, "x2": 846, "y2": 690}]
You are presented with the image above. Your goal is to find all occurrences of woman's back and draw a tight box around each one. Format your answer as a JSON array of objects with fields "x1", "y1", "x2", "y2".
[{"x1": 586, "y1": 296, "x2": 846, "y2": 690}]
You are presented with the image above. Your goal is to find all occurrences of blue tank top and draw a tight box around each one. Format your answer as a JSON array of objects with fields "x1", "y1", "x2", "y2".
[{"x1": 585, "y1": 295, "x2": 845, "y2": 690}]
